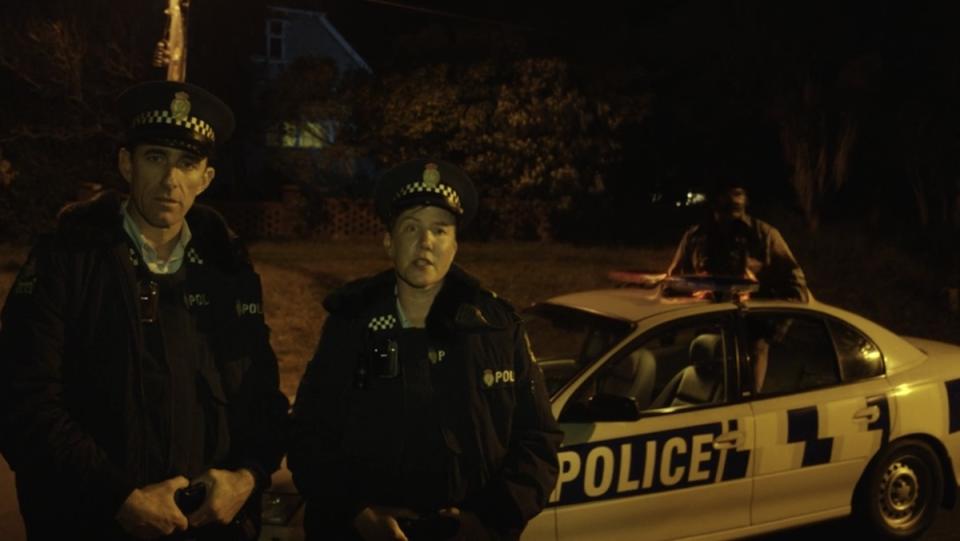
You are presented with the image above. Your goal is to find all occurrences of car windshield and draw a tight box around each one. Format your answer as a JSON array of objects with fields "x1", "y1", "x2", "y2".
[{"x1": 523, "y1": 303, "x2": 633, "y2": 398}]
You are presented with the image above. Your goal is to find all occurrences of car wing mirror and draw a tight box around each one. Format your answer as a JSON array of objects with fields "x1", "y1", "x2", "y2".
[{"x1": 560, "y1": 393, "x2": 641, "y2": 422}]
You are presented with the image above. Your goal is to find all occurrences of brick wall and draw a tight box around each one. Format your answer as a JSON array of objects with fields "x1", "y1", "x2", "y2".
[{"x1": 212, "y1": 193, "x2": 552, "y2": 240}]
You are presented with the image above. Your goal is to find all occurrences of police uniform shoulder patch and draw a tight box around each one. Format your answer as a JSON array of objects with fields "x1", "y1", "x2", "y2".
[
  {"x1": 236, "y1": 299, "x2": 263, "y2": 317},
  {"x1": 428, "y1": 346, "x2": 447, "y2": 365},
  {"x1": 481, "y1": 367, "x2": 515, "y2": 388}
]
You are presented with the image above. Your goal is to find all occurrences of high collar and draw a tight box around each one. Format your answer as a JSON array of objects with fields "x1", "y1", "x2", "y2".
[
  {"x1": 325, "y1": 264, "x2": 511, "y2": 332},
  {"x1": 55, "y1": 189, "x2": 249, "y2": 272}
]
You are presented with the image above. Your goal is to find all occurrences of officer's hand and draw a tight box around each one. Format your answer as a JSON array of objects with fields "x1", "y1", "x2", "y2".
[
  {"x1": 746, "y1": 256, "x2": 763, "y2": 277},
  {"x1": 187, "y1": 468, "x2": 255, "y2": 527},
  {"x1": 354, "y1": 506, "x2": 417, "y2": 541},
  {"x1": 438, "y1": 508, "x2": 492, "y2": 541},
  {"x1": 116, "y1": 476, "x2": 190, "y2": 539}
]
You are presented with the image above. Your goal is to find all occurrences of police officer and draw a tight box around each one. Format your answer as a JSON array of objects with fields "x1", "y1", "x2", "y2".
[
  {"x1": 666, "y1": 178, "x2": 809, "y2": 302},
  {"x1": 0, "y1": 80, "x2": 288, "y2": 540},
  {"x1": 288, "y1": 159, "x2": 562, "y2": 541}
]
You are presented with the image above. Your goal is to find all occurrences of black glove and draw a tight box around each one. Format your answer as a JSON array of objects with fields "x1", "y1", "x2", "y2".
[{"x1": 174, "y1": 482, "x2": 207, "y2": 515}]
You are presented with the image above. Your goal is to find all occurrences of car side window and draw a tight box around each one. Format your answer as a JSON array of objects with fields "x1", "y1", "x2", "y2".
[
  {"x1": 827, "y1": 319, "x2": 883, "y2": 381},
  {"x1": 560, "y1": 317, "x2": 730, "y2": 422},
  {"x1": 522, "y1": 304, "x2": 633, "y2": 397},
  {"x1": 746, "y1": 313, "x2": 840, "y2": 395}
]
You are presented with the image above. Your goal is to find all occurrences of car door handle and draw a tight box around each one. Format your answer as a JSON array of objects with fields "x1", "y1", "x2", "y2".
[
  {"x1": 713, "y1": 431, "x2": 743, "y2": 450},
  {"x1": 853, "y1": 405, "x2": 880, "y2": 424}
]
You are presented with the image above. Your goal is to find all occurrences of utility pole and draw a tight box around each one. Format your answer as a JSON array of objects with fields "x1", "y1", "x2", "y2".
[{"x1": 153, "y1": 0, "x2": 190, "y2": 81}]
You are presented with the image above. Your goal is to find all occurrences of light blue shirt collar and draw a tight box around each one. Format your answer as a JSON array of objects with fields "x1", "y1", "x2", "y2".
[{"x1": 121, "y1": 201, "x2": 192, "y2": 275}]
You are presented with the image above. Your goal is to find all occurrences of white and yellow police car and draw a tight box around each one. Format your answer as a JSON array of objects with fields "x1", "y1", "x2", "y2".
[
  {"x1": 259, "y1": 276, "x2": 960, "y2": 541},
  {"x1": 520, "y1": 275, "x2": 960, "y2": 540}
]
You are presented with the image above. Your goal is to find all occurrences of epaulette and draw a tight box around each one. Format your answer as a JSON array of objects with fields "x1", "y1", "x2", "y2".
[
  {"x1": 55, "y1": 190, "x2": 125, "y2": 246},
  {"x1": 462, "y1": 277, "x2": 516, "y2": 313},
  {"x1": 186, "y1": 203, "x2": 249, "y2": 271}
]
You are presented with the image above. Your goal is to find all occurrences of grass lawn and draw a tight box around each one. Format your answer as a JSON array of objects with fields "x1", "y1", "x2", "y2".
[{"x1": 1, "y1": 237, "x2": 957, "y2": 399}]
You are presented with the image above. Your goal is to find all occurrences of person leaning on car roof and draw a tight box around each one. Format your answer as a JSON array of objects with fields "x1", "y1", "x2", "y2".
[
  {"x1": 288, "y1": 158, "x2": 562, "y2": 541},
  {"x1": 666, "y1": 177, "x2": 809, "y2": 303},
  {"x1": 666, "y1": 176, "x2": 809, "y2": 394}
]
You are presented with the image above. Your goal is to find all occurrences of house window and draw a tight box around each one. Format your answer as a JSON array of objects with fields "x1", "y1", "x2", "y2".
[
  {"x1": 267, "y1": 19, "x2": 284, "y2": 61},
  {"x1": 266, "y1": 121, "x2": 328, "y2": 149}
]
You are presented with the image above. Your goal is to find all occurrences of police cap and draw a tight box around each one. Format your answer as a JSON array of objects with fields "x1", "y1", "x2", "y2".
[
  {"x1": 117, "y1": 80, "x2": 235, "y2": 157},
  {"x1": 374, "y1": 159, "x2": 478, "y2": 228}
]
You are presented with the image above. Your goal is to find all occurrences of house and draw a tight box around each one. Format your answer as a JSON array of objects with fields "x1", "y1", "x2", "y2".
[
  {"x1": 208, "y1": 5, "x2": 375, "y2": 238},
  {"x1": 252, "y1": 5, "x2": 371, "y2": 80},
  {"x1": 250, "y1": 5, "x2": 371, "y2": 150}
]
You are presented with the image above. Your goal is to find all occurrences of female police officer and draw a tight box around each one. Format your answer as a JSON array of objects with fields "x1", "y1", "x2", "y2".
[{"x1": 288, "y1": 159, "x2": 561, "y2": 540}]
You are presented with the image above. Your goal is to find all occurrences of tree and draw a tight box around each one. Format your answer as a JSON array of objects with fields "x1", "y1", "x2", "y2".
[
  {"x1": 372, "y1": 58, "x2": 646, "y2": 201},
  {"x1": 0, "y1": 0, "x2": 269, "y2": 238},
  {"x1": 0, "y1": 0, "x2": 159, "y2": 239},
  {"x1": 776, "y1": 75, "x2": 858, "y2": 232},
  {"x1": 258, "y1": 56, "x2": 371, "y2": 193}
]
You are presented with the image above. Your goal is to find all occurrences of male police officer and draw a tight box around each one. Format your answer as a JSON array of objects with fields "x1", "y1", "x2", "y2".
[
  {"x1": 288, "y1": 159, "x2": 562, "y2": 541},
  {"x1": 667, "y1": 179, "x2": 809, "y2": 302},
  {"x1": 0, "y1": 80, "x2": 288, "y2": 540}
]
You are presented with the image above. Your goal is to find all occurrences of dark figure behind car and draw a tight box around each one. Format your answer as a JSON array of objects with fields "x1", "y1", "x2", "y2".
[{"x1": 667, "y1": 179, "x2": 809, "y2": 302}]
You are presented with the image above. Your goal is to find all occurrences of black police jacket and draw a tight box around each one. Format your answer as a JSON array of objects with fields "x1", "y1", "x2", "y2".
[
  {"x1": 0, "y1": 191, "x2": 288, "y2": 538},
  {"x1": 288, "y1": 266, "x2": 562, "y2": 539}
]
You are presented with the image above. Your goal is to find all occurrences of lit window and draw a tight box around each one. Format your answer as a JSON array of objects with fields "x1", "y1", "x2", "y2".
[
  {"x1": 266, "y1": 121, "x2": 329, "y2": 149},
  {"x1": 298, "y1": 122, "x2": 325, "y2": 148},
  {"x1": 280, "y1": 122, "x2": 298, "y2": 147}
]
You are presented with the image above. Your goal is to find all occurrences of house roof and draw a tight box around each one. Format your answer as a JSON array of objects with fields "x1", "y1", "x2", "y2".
[{"x1": 263, "y1": 5, "x2": 372, "y2": 74}]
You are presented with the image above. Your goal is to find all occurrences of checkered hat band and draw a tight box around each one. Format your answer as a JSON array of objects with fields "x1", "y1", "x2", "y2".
[
  {"x1": 132, "y1": 111, "x2": 216, "y2": 141},
  {"x1": 394, "y1": 182, "x2": 461, "y2": 208}
]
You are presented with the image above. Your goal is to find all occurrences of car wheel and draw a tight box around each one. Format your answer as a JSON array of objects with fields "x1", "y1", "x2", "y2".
[{"x1": 855, "y1": 439, "x2": 943, "y2": 539}]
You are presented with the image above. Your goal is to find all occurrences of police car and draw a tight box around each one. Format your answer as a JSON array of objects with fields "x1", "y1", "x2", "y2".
[
  {"x1": 520, "y1": 275, "x2": 960, "y2": 540},
  {"x1": 259, "y1": 276, "x2": 960, "y2": 540}
]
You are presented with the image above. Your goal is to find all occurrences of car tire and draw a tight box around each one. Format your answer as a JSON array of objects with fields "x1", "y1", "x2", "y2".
[{"x1": 854, "y1": 438, "x2": 943, "y2": 540}]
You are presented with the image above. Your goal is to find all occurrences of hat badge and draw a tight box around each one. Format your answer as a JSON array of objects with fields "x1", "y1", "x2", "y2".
[
  {"x1": 422, "y1": 163, "x2": 441, "y2": 187},
  {"x1": 170, "y1": 91, "x2": 191, "y2": 121}
]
